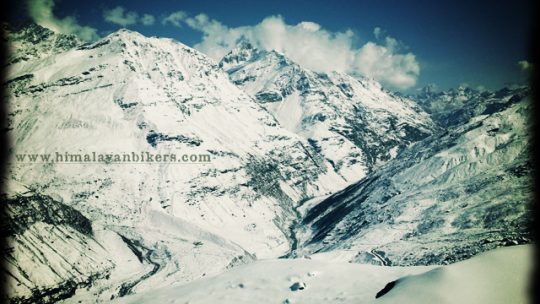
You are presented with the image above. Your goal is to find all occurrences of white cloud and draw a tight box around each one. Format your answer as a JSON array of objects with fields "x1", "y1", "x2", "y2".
[
  {"x1": 518, "y1": 60, "x2": 533, "y2": 71},
  {"x1": 162, "y1": 11, "x2": 188, "y2": 27},
  {"x1": 163, "y1": 13, "x2": 420, "y2": 89},
  {"x1": 103, "y1": 6, "x2": 138, "y2": 26},
  {"x1": 373, "y1": 27, "x2": 383, "y2": 39},
  {"x1": 103, "y1": 6, "x2": 155, "y2": 27},
  {"x1": 299, "y1": 21, "x2": 321, "y2": 32},
  {"x1": 354, "y1": 42, "x2": 419, "y2": 89},
  {"x1": 27, "y1": 0, "x2": 99, "y2": 41},
  {"x1": 141, "y1": 14, "x2": 156, "y2": 26}
]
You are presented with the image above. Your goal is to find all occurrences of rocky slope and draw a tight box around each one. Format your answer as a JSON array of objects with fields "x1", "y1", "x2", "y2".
[{"x1": 2, "y1": 189, "x2": 115, "y2": 303}]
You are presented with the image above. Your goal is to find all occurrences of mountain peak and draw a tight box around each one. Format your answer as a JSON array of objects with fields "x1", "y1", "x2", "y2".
[
  {"x1": 4, "y1": 22, "x2": 80, "y2": 45},
  {"x1": 235, "y1": 38, "x2": 255, "y2": 51},
  {"x1": 106, "y1": 28, "x2": 147, "y2": 41},
  {"x1": 4, "y1": 22, "x2": 81, "y2": 65},
  {"x1": 219, "y1": 39, "x2": 263, "y2": 71}
]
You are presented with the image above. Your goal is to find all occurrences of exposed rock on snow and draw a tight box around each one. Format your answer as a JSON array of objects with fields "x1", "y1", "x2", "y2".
[{"x1": 289, "y1": 281, "x2": 306, "y2": 291}]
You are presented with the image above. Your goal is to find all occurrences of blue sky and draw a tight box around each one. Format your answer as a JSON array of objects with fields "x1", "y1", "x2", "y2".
[{"x1": 7, "y1": 0, "x2": 535, "y2": 92}]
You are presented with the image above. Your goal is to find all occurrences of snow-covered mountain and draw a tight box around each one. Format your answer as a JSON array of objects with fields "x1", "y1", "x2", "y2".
[
  {"x1": 294, "y1": 87, "x2": 532, "y2": 265},
  {"x1": 1, "y1": 23, "x2": 533, "y2": 304},
  {"x1": 3, "y1": 24, "x2": 350, "y2": 302},
  {"x1": 220, "y1": 41, "x2": 436, "y2": 181},
  {"x1": 2, "y1": 23, "x2": 81, "y2": 65},
  {"x1": 414, "y1": 84, "x2": 529, "y2": 127}
]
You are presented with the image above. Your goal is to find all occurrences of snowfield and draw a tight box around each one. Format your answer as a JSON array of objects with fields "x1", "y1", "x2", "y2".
[{"x1": 119, "y1": 245, "x2": 532, "y2": 304}]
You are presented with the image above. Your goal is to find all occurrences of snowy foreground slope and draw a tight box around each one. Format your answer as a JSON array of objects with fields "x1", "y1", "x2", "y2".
[{"x1": 120, "y1": 245, "x2": 532, "y2": 304}]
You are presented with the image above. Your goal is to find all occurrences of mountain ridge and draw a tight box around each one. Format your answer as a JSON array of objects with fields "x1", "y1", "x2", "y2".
[{"x1": 220, "y1": 40, "x2": 437, "y2": 182}]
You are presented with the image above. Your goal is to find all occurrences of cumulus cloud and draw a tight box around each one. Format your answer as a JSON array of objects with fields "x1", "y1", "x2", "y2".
[
  {"x1": 163, "y1": 12, "x2": 420, "y2": 89},
  {"x1": 141, "y1": 14, "x2": 156, "y2": 26},
  {"x1": 103, "y1": 6, "x2": 155, "y2": 27},
  {"x1": 299, "y1": 21, "x2": 321, "y2": 32},
  {"x1": 162, "y1": 11, "x2": 188, "y2": 27},
  {"x1": 373, "y1": 27, "x2": 384, "y2": 39},
  {"x1": 354, "y1": 42, "x2": 419, "y2": 89},
  {"x1": 27, "y1": 0, "x2": 99, "y2": 41},
  {"x1": 103, "y1": 6, "x2": 138, "y2": 26},
  {"x1": 518, "y1": 60, "x2": 533, "y2": 72}
]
